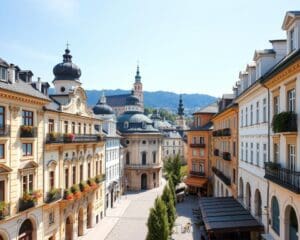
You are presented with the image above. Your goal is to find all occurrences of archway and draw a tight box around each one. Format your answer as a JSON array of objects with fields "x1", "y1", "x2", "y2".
[
  {"x1": 65, "y1": 216, "x2": 73, "y2": 240},
  {"x1": 78, "y1": 208, "x2": 84, "y2": 236},
  {"x1": 285, "y1": 206, "x2": 298, "y2": 240},
  {"x1": 271, "y1": 196, "x2": 280, "y2": 234},
  {"x1": 245, "y1": 182, "x2": 251, "y2": 211},
  {"x1": 239, "y1": 177, "x2": 244, "y2": 202},
  {"x1": 141, "y1": 173, "x2": 147, "y2": 190},
  {"x1": 254, "y1": 189, "x2": 262, "y2": 222},
  {"x1": 87, "y1": 203, "x2": 92, "y2": 229},
  {"x1": 18, "y1": 219, "x2": 34, "y2": 240}
]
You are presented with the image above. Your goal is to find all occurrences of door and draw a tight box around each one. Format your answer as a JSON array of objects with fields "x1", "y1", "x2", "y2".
[{"x1": 141, "y1": 174, "x2": 147, "y2": 190}]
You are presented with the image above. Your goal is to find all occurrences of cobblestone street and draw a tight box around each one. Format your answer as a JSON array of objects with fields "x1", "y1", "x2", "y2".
[{"x1": 82, "y1": 180, "x2": 165, "y2": 240}]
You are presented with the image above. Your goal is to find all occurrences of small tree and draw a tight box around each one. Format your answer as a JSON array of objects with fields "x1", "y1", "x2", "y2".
[
  {"x1": 161, "y1": 185, "x2": 176, "y2": 232},
  {"x1": 146, "y1": 197, "x2": 169, "y2": 240},
  {"x1": 168, "y1": 178, "x2": 176, "y2": 206},
  {"x1": 163, "y1": 155, "x2": 182, "y2": 187}
]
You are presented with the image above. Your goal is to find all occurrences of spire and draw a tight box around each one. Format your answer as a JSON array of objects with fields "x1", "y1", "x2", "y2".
[
  {"x1": 63, "y1": 47, "x2": 72, "y2": 63},
  {"x1": 100, "y1": 91, "x2": 106, "y2": 104},
  {"x1": 178, "y1": 95, "x2": 184, "y2": 116},
  {"x1": 135, "y1": 65, "x2": 141, "y2": 83}
]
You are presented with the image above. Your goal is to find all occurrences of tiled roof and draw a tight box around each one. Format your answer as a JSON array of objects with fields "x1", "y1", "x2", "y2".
[
  {"x1": 0, "y1": 80, "x2": 50, "y2": 101},
  {"x1": 106, "y1": 94, "x2": 130, "y2": 107}
]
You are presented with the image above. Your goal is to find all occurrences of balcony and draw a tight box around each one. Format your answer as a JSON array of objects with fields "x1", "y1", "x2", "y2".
[
  {"x1": 190, "y1": 171, "x2": 205, "y2": 177},
  {"x1": 0, "y1": 202, "x2": 10, "y2": 220},
  {"x1": 272, "y1": 112, "x2": 297, "y2": 133},
  {"x1": 19, "y1": 199, "x2": 35, "y2": 212},
  {"x1": 20, "y1": 126, "x2": 37, "y2": 138},
  {"x1": 214, "y1": 149, "x2": 219, "y2": 156},
  {"x1": 212, "y1": 128, "x2": 231, "y2": 137},
  {"x1": 222, "y1": 152, "x2": 231, "y2": 161},
  {"x1": 125, "y1": 163, "x2": 162, "y2": 169},
  {"x1": 190, "y1": 143, "x2": 206, "y2": 148},
  {"x1": 45, "y1": 188, "x2": 62, "y2": 203},
  {"x1": 0, "y1": 125, "x2": 10, "y2": 137},
  {"x1": 264, "y1": 162, "x2": 300, "y2": 193},
  {"x1": 212, "y1": 166, "x2": 231, "y2": 186},
  {"x1": 46, "y1": 133, "x2": 105, "y2": 144}
]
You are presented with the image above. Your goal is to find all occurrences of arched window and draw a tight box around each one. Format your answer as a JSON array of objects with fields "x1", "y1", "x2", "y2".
[
  {"x1": 124, "y1": 121, "x2": 129, "y2": 129},
  {"x1": 142, "y1": 152, "x2": 147, "y2": 165},
  {"x1": 126, "y1": 152, "x2": 130, "y2": 165},
  {"x1": 271, "y1": 196, "x2": 280, "y2": 235}
]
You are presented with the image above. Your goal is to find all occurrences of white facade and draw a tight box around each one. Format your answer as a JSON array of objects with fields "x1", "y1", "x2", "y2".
[{"x1": 162, "y1": 131, "x2": 185, "y2": 160}]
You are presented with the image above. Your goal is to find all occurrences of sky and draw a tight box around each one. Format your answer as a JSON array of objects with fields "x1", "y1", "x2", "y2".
[{"x1": 0, "y1": 0, "x2": 299, "y2": 97}]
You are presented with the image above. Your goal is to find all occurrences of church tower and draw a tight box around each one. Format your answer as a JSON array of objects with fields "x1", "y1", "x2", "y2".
[
  {"x1": 176, "y1": 95, "x2": 187, "y2": 130},
  {"x1": 133, "y1": 65, "x2": 144, "y2": 111}
]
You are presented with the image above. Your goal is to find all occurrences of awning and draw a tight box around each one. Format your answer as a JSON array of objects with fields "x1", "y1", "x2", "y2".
[
  {"x1": 184, "y1": 177, "x2": 207, "y2": 187},
  {"x1": 199, "y1": 197, "x2": 264, "y2": 234}
]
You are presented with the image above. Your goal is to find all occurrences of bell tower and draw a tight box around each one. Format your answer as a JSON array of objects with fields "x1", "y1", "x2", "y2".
[{"x1": 133, "y1": 65, "x2": 144, "y2": 110}]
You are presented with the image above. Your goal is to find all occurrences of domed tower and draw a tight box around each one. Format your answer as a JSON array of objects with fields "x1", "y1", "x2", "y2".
[
  {"x1": 125, "y1": 90, "x2": 142, "y2": 113},
  {"x1": 133, "y1": 65, "x2": 143, "y2": 110},
  {"x1": 52, "y1": 47, "x2": 82, "y2": 94}
]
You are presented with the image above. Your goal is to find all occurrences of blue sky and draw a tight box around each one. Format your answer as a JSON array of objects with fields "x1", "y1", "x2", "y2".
[{"x1": 0, "y1": 0, "x2": 298, "y2": 97}]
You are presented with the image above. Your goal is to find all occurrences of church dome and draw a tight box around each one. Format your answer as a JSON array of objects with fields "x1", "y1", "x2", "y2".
[
  {"x1": 53, "y1": 48, "x2": 81, "y2": 81},
  {"x1": 126, "y1": 92, "x2": 140, "y2": 106},
  {"x1": 93, "y1": 102, "x2": 114, "y2": 115}
]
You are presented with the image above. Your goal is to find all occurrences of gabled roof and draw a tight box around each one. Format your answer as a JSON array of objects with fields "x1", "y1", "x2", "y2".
[{"x1": 282, "y1": 11, "x2": 300, "y2": 30}]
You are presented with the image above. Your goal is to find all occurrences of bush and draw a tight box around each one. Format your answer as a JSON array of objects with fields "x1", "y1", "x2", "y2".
[{"x1": 272, "y1": 111, "x2": 297, "y2": 133}]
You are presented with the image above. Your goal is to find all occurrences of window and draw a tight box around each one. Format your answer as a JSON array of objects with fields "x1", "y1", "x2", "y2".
[
  {"x1": 200, "y1": 149, "x2": 204, "y2": 157},
  {"x1": 192, "y1": 160, "x2": 197, "y2": 171},
  {"x1": 263, "y1": 98, "x2": 267, "y2": 122},
  {"x1": 124, "y1": 121, "x2": 129, "y2": 129},
  {"x1": 84, "y1": 124, "x2": 87, "y2": 134},
  {"x1": 263, "y1": 143, "x2": 267, "y2": 164},
  {"x1": 72, "y1": 166, "x2": 76, "y2": 184},
  {"x1": 89, "y1": 124, "x2": 92, "y2": 134},
  {"x1": 256, "y1": 101, "x2": 259, "y2": 123},
  {"x1": 192, "y1": 137, "x2": 196, "y2": 144},
  {"x1": 65, "y1": 168, "x2": 69, "y2": 189},
  {"x1": 287, "y1": 89, "x2": 296, "y2": 112},
  {"x1": 233, "y1": 142, "x2": 236, "y2": 157},
  {"x1": 199, "y1": 137, "x2": 205, "y2": 144},
  {"x1": 273, "y1": 96, "x2": 279, "y2": 115},
  {"x1": 256, "y1": 143, "x2": 260, "y2": 165},
  {"x1": 96, "y1": 161, "x2": 99, "y2": 175},
  {"x1": 126, "y1": 152, "x2": 130, "y2": 165},
  {"x1": 72, "y1": 122, "x2": 75, "y2": 134},
  {"x1": 78, "y1": 123, "x2": 81, "y2": 134},
  {"x1": 274, "y1": 143, "x2": 279, "y2": 164},
  {"x1": 241, "y1": 142, "x2": 244, "y2": 161},
  {"x1": 250, "y1": 143, "x2": 253, "y2": 164},
  {"x1": 0, "y1": 106, "x2": 5, "y2": 129},
  {"x1": 192, "y1": 150, "x2": 197, "y2": 156},
  {"x1": 288, "y1": 144, "x2": 296, "y2": 172},
  {"x1": 232, "y1": 169, "x2": 236, "y2": 184},
  {"x1": 245, "y1": 107, "x2": 248, "y2": 126},
  {"x1": 80, "y1": 164, "x2": 83, "y2": 181},
  {"x1": 241, "y1": 110, "x2": 244, "y2": 127},
  {"x1": 22, "y1": 143, "x2": 32, "y2": 156},
  {"x1": 49, "y1": 210, "x2": 55, "y2": 225},
  {"x1": 290, "y1": 28, "x2": 295, "y2": 51},
  {"x1": 88, "y1": 162, "x2": 91, "y2": 178},
  {"x1": 0, "y1": 180, "x2": 5, "y2": 201},
  {"x1": 22, "y1": 174, "x2": 33, "y2": 193},
  {"x1": 64, "y1": 121, "x2": 68, "y2": 133},
  {"x1": 0, "y1": 144, "x2": 4, "y2": 159},
  {"x1": 271, "y1": 197, "x2": 280, "y2": 234},
  {"x1": 49, "y1": 171, "x2": 55, "y2": 189},
  {"x1": 48, "y1": 119, "x2": 54, "y2": 133},
  {"x1": 142, "y1": 152, "x2": 147, "y2": 165},
  {"x1": 22, "y1": 110, "x2": 33, "y2": 126},
  {"x1": 152, "y1": 152, "x2": 156, "y2": 163},
  {"x1": 250, "y1": 105, "x2": 253, "y2": 125},
  {"x1": 0, "y1": 67, "x2": 7, "y2": 81},
  {"x1": 245, "y1": 143, "x2": 248, "y2": 162}
]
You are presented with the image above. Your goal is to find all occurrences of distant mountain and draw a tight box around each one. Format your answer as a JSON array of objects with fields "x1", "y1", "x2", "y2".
[{"x1": 49, "y1": 89, "x2": 217, "y2": 114}]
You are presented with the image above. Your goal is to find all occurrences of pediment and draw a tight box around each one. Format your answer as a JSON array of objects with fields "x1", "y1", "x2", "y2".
[
  {"x1": 19, "y1": 161, "x2": 38, "y2": 170},
  {"x1": 0, "y1": 163, "x2": 12, "y2": 174}
]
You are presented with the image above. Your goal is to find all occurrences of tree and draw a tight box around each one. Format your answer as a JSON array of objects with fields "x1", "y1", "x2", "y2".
[
  {"x1": 161, "y1": 185, "x2": 176, "y2": 232},
  {"x1": 146, "y1": 197, "x2": 169, "y2": 240},
  {"x1": 168, "y1": 178, "x2": 176, "y2": 206},
  {"x1": 163, "y1": 155, "x2": 182, "y2": 186}
]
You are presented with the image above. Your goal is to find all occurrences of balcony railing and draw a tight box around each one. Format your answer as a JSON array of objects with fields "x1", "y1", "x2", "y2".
[
  {"x1": 272, "y1": 112, "x2": 297, "y2": 133},
  {"x1": 214, "y1": 149, "x2": 219, "y2": 156},
  {"x1": 212, "y1": 166, "x2": 231, "y2": 186},
  {"x1": 222, "y1": 152, "x2": 231, "y2": 161},
  {"x1": 190, "y1": 143, "x2": 206, "y2": 148},
  {"x1": 212, "y1": 128, "x2": 231, "y2": 137},
  {"x1": 264, "y1": 162, "x2": 300, "y2": 193},
  {"x1": 20, "y1": 126, "x2": 37, "y2": 138},
  {"x1": 45, "y1": 188, "x2": 62, "y2": 203},
  {"x1": 0, "y1": 125, "x2": 10, "y2": 137},
  {"x1": 0, "y1": 202, "x2": 10, "y2": 220},
  {"x1": 46, "y1": 133, "x2": 104, "y2": 144},
  {"x1": 190, "y1": 171, "x2": 205, "y2": 177},
  {"x1": 125, "y1": 163, "x2": 162, "y2": 169}
]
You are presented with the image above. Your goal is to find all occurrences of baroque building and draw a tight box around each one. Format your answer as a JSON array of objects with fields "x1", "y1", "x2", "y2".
[{"x1": 117, "y1": 92, "x2": 162, "y2": 191}]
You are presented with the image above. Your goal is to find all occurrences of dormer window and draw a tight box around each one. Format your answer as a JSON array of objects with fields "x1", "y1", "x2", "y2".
[
  {"x1": 0, "y1": 67, "x2": 7, "y2": 81},
  {"x1": 290, "y1": 28, "x2": 295, "y2": 51},
  {"x1": 124, "y1": 121, "x2": 129, "y2": 129}
]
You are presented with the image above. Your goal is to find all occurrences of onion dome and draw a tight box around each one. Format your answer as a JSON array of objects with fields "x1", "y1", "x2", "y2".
[
  {"x1": 53, "y1": 48, "x2": 81, "y2": 81},
  {"x1": 93, "y1": 93, "x2": 114, "y2": 115}
]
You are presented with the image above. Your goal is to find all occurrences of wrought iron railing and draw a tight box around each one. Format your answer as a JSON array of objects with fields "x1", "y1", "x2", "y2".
[
  {"x1": 20, "y1": 126, "x2": 37, "y2": 138},
  {"x1": 125, "y1": 163, "x2": 162, "y2": 169},
  {"x1": 212, "y1": 166, "x2": 231, "y2": 186},
  {"x1": 190, "y1": 171, "x2": 205, "y2": 177},
  {"x1": 46, "y1": 133, "x2": 104, "y2": 144},
  {"x1": 190, "y1": 143, "x2": 206, "y2": 148}
]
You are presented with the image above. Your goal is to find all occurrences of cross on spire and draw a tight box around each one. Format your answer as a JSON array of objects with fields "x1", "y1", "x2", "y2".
[{"x1": 66, "y1": 41, "x2": 70, "y2": 50}]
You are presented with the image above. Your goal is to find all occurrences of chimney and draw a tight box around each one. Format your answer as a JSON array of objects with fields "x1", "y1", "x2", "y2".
[
  {"x1": 36, "y1": 77, "x2": 42, "y2": 92},
  {"x1": 8, "y1": 64, "x2": 15, "y2": 83}
]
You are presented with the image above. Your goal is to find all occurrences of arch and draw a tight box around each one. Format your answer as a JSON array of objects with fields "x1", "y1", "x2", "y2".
[
  {"x1": 239, "y1": 177, "x2": 244, "y2": 200},
  {"x1": 87, "y1": 203, "x2": 93, "y2": 229},
  {"x1": 254, "y1": 189, "x2": 262, "y2": 222},
  {"x1": 245, "y1": 182, "x2": 251, "y2": 211},
  {"x1": 78, "y1": 208, "x2": 84, "y2": 236},
  {"x1": 18, "y1": 219, "x2": 36, "y2": 240},
  {"x1": 285, "y1": 205, "x2": 298, "y2": 240},
  {"x1": 141, "y1": 173, "x2": 147, "y2": 190},
  {"x1": 271, "y1": 196, "x2": 280, "y2": 235},
  {"x1": 65, "y1": 215, "x2": 74, "y2": 240}
]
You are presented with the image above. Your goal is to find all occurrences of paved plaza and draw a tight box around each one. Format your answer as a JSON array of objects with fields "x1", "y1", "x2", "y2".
[{"x1": 82, "y1": 180, "x2": 165, "y2": 240}]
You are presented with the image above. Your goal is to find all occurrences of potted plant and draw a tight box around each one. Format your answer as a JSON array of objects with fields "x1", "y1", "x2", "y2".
[
  {"x1": 79, "y1": 181, "x2": 90, "y2": 193},
  {"x1": 0, "y1": 202, "x2": 9, "y2": 219},
  {"x1": 20, "y1": 125, "x2": 34, "y2": 137},
  {"x1": 71, "y1": 184, "x2": 81, "y2": 198},
  {"x1": 64, "y1": 189, "x2": 74, "y2": 200},
  {"x1": 87, "y1": 178, "x2": 98, "y2": 190},
  {"x1": 49, "y1": 132, "x2": 59, "y2": 141},
  {"x1": 47, "y1": 188, "x2": 60, "y2": 202},
  {"x1": 31, "y1": 190, "x2": 42, "y2": 202},
  {"x1": 63, "y1": 133, "x2": 75, "y2": 142}
]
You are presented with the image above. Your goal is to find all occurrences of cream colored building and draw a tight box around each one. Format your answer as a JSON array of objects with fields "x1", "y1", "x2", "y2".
[{"x1": 117, "y1": 93, "x2": 163, "y2": 191}]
